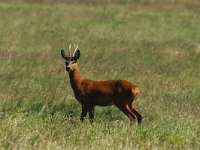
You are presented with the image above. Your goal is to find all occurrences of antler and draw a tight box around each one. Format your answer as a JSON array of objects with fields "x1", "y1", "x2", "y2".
[
  {"x1": 61, "y1": 43, "x2": 78, "y2": 59},
  {"x1": 73, "y1": 44, "x2": 78, "y2": 56},
  {"x1": 69, "y1": 43, "x2": 72, "y2": 57}
]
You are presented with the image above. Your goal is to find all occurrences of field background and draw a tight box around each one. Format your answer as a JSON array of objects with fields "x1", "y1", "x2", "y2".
[{"x1": 0, "y1": 0, "x2": 200, "y2": 149}]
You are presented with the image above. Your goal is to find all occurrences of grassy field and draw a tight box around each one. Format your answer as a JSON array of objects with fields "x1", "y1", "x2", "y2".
[{"x1": 0, "y1": 0, "x2": 200, "y2": 149}]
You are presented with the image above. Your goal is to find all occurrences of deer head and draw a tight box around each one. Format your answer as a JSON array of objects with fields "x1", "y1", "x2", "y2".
[{"x1": 61, "y1": 44, "x2": 80, "y2": 72}]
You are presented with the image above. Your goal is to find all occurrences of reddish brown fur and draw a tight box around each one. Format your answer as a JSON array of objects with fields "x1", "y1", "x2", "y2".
[{"x1": 67, "y1": 64, "x2": 143, "y2": 124}]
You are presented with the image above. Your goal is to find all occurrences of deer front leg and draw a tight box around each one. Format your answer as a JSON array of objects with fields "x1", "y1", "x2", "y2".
[
  {"x1": 89, "y1": 106, "x2": 94, "y2": 123},
  {"x1": 80, "y1": 105, "x2": 88, "y2": 122}
]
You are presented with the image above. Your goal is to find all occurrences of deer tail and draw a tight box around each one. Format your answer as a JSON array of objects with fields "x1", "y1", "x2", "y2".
[{"x1": 131, "y1": 86, "x2": 140, "y2": 100}]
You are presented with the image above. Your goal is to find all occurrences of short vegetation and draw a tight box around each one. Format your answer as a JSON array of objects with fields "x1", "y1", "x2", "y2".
[{"x1": 0, "y1": 0, "x2": 199, "y2": 149}]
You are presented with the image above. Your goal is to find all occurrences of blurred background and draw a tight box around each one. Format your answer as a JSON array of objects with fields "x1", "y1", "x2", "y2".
[{"x1": 0, "y1": 0, "x2": 199, "y2": 149}]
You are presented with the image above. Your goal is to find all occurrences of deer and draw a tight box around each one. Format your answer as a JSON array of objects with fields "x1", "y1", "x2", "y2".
[{"x1": 61, "y1": 44, "x2": 143, "y2": 125}]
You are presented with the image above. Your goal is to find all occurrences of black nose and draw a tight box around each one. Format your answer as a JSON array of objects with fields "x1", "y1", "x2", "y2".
[{"x1": 66, "y1": 67, "x2": 70, "y2": 71}]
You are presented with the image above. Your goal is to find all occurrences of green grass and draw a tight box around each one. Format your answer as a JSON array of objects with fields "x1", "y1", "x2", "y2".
[{"x1": 0, "y1": 0, "x2": 200, "y2": 149}]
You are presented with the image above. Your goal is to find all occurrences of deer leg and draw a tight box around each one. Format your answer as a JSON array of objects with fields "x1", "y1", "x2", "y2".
[
  {"x1": 129, "y1": 101, "x2": 143, "y2": 125},
  {"x1": 115, "y1": 103, "x2": 136, "y2": 122},
  {"x1": 80, "y1": 105, "x2": 88, "y2": 122},
  {"x1": 89, "y1": 106, "x2": 94, "y2": 123}
]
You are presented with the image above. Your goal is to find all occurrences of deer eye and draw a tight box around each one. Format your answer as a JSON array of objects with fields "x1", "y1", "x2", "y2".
[{"x1": 72, "y1": 61, "x2": 76, "y2": 64}]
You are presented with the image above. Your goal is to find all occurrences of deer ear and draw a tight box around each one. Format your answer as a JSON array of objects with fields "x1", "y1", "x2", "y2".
[
  {"x1": 61, "y1": 49, "x2": 67, "y2": 60},
  {"x1": 74, "y1": 49, "x2": 80, "y2": 60}
]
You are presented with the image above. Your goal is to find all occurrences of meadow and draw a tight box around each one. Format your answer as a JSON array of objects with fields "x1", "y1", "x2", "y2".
[{"x1": 0, "y1": 0, "x2": 200, "y2": 149}]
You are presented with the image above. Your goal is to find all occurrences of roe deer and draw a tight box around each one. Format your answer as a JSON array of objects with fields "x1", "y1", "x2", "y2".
[{"x1": 61, "y1": 44, "x2": 142, "y2": 125}]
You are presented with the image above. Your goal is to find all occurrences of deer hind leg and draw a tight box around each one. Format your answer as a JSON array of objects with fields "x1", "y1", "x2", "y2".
[
  {"x1": 115, "y1": 103, "x2": 136, "y2": 122},
  {"x1": 129, "y1": 101, "x2": 143, "y2": 125}
]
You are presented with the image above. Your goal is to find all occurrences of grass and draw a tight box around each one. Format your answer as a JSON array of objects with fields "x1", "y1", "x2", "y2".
[{"x1": 0, "y1": 0, "x2": 200, "y2": 149}]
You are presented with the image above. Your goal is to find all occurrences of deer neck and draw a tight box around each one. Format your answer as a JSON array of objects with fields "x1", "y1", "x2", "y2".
[{"x1": 68, "y1": 66, "x2": 83, "y2": 91}]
